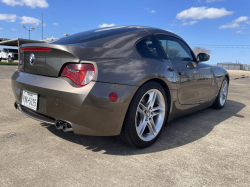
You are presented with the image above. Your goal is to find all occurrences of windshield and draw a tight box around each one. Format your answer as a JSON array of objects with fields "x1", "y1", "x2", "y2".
[
  {"x1": 48, "y1": 26, "x2": 139, "y2": 45},
  {"x1": 8, "y1": 49, "x2": 18, "y2": 53}
]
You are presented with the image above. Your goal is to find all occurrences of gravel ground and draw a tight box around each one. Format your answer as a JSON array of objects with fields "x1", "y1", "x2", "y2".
[{"x1": 0, "y1": 66, "x2": 249, "y2": 187}]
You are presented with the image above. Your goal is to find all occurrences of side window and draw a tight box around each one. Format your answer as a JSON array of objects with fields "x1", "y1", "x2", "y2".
[
  {"x1": 155, "y1": 35, "x2": 193, "y2": 61},
  {"x1": 136, "y1": 36, "x2": 165, "y2": 59}
]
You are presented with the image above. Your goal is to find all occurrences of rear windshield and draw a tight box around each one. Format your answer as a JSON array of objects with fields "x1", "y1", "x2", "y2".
[{"x1": 48, "y1": 26, "x2": 138, "y2": 45}]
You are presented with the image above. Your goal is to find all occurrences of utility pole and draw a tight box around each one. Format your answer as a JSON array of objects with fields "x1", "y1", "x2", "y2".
[{"x1": 42, "y1": 12, "x2": 43, "y2": 40}]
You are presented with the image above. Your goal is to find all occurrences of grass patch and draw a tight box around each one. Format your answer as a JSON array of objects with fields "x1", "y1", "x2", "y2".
[{"x1": 0, "y1": 61, "x2": 18, "y2": 65}]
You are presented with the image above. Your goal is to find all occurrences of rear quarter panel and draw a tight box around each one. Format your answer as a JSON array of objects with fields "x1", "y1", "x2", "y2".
[{"x1": 93, "y1": 58, "x2": 177, "y2": 90}]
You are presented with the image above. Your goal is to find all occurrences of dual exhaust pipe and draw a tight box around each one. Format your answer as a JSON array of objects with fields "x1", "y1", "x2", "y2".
[{"x1": 55, "y1": 121, "x2": 73, "y2": 132}]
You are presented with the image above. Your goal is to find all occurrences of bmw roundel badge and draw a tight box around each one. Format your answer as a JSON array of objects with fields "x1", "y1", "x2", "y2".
[{"x1": 30, "y1": 53, "x2": 35, "y2": 65}]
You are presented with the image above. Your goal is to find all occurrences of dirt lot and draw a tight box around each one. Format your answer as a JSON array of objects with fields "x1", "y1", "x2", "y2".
[{"x1": 0, "y1": 66, "x2": 249, "y2": 186}]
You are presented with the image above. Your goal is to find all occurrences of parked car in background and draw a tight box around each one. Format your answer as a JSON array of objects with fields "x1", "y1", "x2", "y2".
[
  {"x1": 0, "y1": 48, "x2": 18, "y2": 62},
  {"x1": 11, "y1": 26, "x2": 229, "y2": 148}
]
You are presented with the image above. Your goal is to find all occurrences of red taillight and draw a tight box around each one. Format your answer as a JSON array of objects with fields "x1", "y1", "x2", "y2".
[
  {"x1": 60, "y1": 63, "x2": 95, "y2": 86},
  {"x1": 20, "y1": 47, "x2": 51, "y2": 51}
]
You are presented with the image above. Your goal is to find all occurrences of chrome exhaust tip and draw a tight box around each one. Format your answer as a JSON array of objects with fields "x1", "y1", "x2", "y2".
[
  {"x1": 55, "y1": 121, "x2": 64, "y2": 130},
  {"x1": 63, "y1": 122, "x2": 73, "y2": 132}
]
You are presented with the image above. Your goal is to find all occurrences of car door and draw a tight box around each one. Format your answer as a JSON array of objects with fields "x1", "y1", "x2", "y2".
[{"x1": 155, "y1": 35, "x2": 212, "y2": 105}]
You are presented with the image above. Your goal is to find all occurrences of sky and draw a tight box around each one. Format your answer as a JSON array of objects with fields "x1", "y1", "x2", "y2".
[{"x1": 0, "y1": 0, "x2": 249, "y2": 65}]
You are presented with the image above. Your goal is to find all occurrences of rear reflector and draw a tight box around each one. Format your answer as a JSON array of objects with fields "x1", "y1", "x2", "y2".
[
  {"x1": 109, "y1": 93, "x2": 118, "y2": 102},
  {"x1": 20, "y1": 47, "x2": 52, "y2": 51},
  {"x1": 60, "y1": 63, "x2": 95, "y2": 86}
]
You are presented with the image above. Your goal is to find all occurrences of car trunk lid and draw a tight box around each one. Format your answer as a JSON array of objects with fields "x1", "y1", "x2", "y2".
[{"x1": 19, "y1": 44, "x2": 79, "y2": 77}]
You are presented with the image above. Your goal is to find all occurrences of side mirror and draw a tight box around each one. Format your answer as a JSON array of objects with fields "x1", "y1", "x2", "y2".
[{"x1": 197, "y1": 53, "x2": 210, "y2": 62}]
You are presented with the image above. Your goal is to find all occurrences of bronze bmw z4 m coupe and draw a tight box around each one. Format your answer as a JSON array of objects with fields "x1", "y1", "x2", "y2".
[{"x1": 11, "y1": 26, "x2": 229, "y2": 148}]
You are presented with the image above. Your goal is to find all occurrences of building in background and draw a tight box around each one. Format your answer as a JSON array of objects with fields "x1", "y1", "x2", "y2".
[
  {"x1": 245, "y1": 65, "x2": 250, "y2": 71},
  {"x1": 217, "y1": 62, "x2": 244, "y2": 70}
]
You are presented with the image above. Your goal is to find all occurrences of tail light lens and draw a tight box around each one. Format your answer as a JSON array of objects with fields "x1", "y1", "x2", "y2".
[
  {"x1": 20, "y1": 47, "x2": 52, "y2": 51},
  {"x1": 60, "y1": 63, "x2": 95, "y2": 86}
]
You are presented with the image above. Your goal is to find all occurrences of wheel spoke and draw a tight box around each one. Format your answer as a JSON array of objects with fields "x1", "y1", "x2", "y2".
[
  {"x1": 152, "y1": 110, "x2": 164, "y2": 117},
  {"x1": 139, "y1": 102, "x2": 147, "y2": 112},
  {"x1": 223, "y1": 83, "x2": 227, "y2": 92},
  {"x1": 151, "y1": 105, "x2": 164, "y2": 112},
  {"x1": 137, "y1": 118, "x2": 147, "y2": 136},
  {"x1": 147, "y1": 118, "x2": 156, "y2": 136},
  {"x1": 147, "y1": 91, "x2": 157, "y2": 110},
  {"x1": 138, "y1": 107, "x2": 146, "y2": 117},
  {"x1": 220, "y1": 91, "x2": 223, "y2": 97}
]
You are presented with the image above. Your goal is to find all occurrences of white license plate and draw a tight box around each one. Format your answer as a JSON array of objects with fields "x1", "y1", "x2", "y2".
[{"x1": 22, "y1": 90, "x2": 38, "y2": 111}]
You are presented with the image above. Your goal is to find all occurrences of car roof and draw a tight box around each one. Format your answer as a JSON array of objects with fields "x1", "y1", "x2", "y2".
[
  {"x1": 47, "y1": 25, "x2": 186, "y2": 46},
  {"x1": 113, "y1": 25, "x2": 185, "y2": 41}
]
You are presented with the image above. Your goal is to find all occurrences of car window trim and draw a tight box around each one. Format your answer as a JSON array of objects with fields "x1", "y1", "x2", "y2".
[
  {"x1": 134, "y1": 34, "x2": 167, "y2": 60},
  {"x1": 154, "y1": 34, "x2": 196, "y2": 62}
]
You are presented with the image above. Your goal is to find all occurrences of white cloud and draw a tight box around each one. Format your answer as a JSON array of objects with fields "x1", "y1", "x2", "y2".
[
  {"x1": 219, "y1": 16, "x2": 249, "y2": 29},
  {"x1": 234, "y1": 16, "x2": 249, "y2": 23},
  {"x1": 206, "y1": 0, "x2": 224, "y2": 2},
  {"x1": 12, "y1": 28, "x2": 17, "y2": 31},
  {"x1": 236, "y1": 30, "x2": 242, "y2": 33},
  {"x1": 219, "y1": 22, "x2": 239, "y2": 29},
  {"x1": 144, "y1": 8, "x2": 156, "y2": 14},
  {"x1": 0, "y1": 14, "x2": 17, "y2": 22},
  {"x1": 1, "y1": 0, "x2": 49, "y2": 8},
  {"x1": 182, "y1": 20, "x2": 198, "y2": 26},
  {"x1": 53, "y1": 22, "x2": 58, "y2": 26},
  {"x1": 1, "y1": 0, "x2": 22, "y2": 6},
  {"x1": 19, "y1": 16, "x2": 41, "y2": 25},
  {"x1": 246, "y1": 21, "x2": 250, "y2": 24},
  {"x1": 176, "y1": 6, "x2": 233, "y2": 20},
  {"x1": 0, "y1": 27, "x2": 3, "y2": 30},
  {"x1": 241, "y1": 25, "x2": 246, "y2": 30},
  {"x1": 42, "y1": 23, "x2": 46, "y2": 26},
  {"x1": 98, "y1": 23, "x2": 116, "y2": 28}
]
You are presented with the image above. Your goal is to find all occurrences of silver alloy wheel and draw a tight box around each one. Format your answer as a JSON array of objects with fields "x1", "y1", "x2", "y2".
[
  {"x1": 135, "y1": 89, "x2": 165, "y2": 142},
  {"x1": 220, "y1": 79, "x2": 228, "y2": 106}
]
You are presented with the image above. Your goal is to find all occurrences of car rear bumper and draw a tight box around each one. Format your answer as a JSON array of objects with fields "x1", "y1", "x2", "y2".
[
  {"x1": 15, "y1": 102, "x2": 55, "y2": 124},
  {"x1": 11, "y1": 70, "x2": 137, "y2": 136}
]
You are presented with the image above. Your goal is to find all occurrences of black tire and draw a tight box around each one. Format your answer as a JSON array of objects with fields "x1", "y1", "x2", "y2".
[
  {"x1": 117, "y1": 81, "x2": 168, "y2": 148},
  {"x1": 212, "y1": 77, "x2": 228, "y2": 109},
  {"x1": 8, "y1": 56, "x2": 13, "y2": 63},
  {"x1": 0, "y1": 58, "x2": 2, "y2": 61}
]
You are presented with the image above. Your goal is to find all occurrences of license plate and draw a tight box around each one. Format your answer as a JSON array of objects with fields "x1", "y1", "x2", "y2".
[{"x1": 22, "y1": 90, "x2": 38, "y2": 111}]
